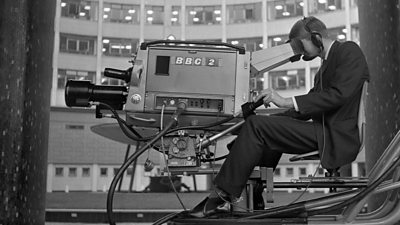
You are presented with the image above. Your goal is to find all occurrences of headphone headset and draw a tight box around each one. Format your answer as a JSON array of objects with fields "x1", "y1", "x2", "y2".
[{"x1": 302, "y1": 17, "x2": 324, "y2": 51}]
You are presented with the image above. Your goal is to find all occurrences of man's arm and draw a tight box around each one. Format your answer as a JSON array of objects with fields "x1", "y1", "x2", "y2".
[{"x1": 256, "y1": 88, "x2": 294, "y2": 109}]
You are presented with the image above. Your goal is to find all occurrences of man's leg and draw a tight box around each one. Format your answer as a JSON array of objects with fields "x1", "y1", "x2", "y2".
[{"x1": 215, "y1": 115, "x2": 319, "y2": 198}]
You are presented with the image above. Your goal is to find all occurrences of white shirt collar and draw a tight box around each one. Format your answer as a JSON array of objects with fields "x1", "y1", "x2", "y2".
[{"x1": 323, "y1": 40, "x2": 335, "y2": 61}]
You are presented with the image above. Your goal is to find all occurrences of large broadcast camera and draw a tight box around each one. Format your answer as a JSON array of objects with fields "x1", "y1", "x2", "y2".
[
  {"x1": 65, "y1": 40, "x2": 302, "y2": 224},
  {"x1": 65, "y1": 40, "x2": 302, "y2": 172}
]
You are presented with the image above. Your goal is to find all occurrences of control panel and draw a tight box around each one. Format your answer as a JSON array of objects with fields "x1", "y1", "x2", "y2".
[{"x1": 155, "y1": 96, "x2": 223, "y2": 113}]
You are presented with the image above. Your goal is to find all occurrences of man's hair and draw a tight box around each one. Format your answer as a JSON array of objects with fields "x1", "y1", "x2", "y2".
[{"x1": 289, "y1": 16, "x2": 328, "y2": 40}]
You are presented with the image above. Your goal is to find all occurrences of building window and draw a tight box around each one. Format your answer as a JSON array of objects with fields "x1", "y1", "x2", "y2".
[
  {"x1": 299, "y1": 167, "x2": 307, "y2": 176},
  {"x1": 327, "y1": 27, "x2": 348, "y2": 42},
  {"x1": 61, "y1": 0, "x2": 98, "y2": 21},
  {"x1": 268, "y1": 0, "x2": 304, "y2": 20},
  {"x1": 269, "y1": 35, "x2": 287, "y2": 47},
  {"x1": 100, "y1": 168, "x2": 108, "y2": 177},
  {"x1": 102, "y1": 38, "x2": 138, "y2": 57},
  {"x1": 57, "y1": 69, "x2": 95, "y2": 90},
  {"x1": 103, "y1": 3, "x2": 140, "y2": 24},
  {"x1": 55, "y1": 167, "x2": 64, "y2": 177},
  {"x1": 274, "y1": 168, "x2": 281, "y2": 176},
  {"x1": 308, "y1": 0, "x2": 343, "y2": 15},
  {"x1": 318, "y1": 168, "x2": 325, "y2": 175},
  {"x1": 268, "y1": 69, "x2": 306, "y2": 91},
  {"x1": 187, "y1": 6, "x2": 222, "y2": 25},
  {"x1": 82, "y1": 167, "x2": 90, "y2": 177},
  {"x1": 126, "y1": 167, "x2": 134, "y2": 176},
  {"x1": 65, "y1": 124, "x2": 85, "y2": 130},
  {"x1": 227, "y1": 3, "x2": 262, "y2": 24},
  {"x1": 60, "y1": 33, "x2": 96, "y2": 55},
  {"x1": 66, "y1": 39, "x2": 90, "y2": 53},
  {"x1": 145, "y1": 5, "x2": 164, "y2": 25},
  {"x1": 69, "y1": 167, "x2": 77, "y2": 177},
  {"x1": 113, "y1": 168, "x2": 119, "y2": 176},
  {"x1": 227, "y1": 37, "x2": 263, "y2": 52},
  {"x1": 286, "y1": 167, "x2": 294, "y2": 176},
  {"x1": 252, "y1": 66, "x2": 307, "y2": 94},
  {"x1": 171, "y1": 6, "x2": 181, "y2": 25}
]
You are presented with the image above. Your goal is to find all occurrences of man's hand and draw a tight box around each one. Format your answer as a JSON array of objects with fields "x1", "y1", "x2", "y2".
[{"x1": 255, "y1": 88, "x2": 294, "y2": 109}]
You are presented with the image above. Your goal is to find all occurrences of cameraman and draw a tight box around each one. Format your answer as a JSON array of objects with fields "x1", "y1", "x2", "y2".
[{"x1": 190, "y1": 16, "x2": 369, "y2": 217}]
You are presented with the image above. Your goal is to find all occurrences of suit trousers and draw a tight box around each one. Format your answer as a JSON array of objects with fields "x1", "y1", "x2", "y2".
[{"x1": 214, "y1": 115, "x2": 320, "y2": 198}]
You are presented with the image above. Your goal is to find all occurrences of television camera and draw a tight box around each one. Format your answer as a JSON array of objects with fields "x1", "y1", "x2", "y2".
[
  {"x1": 64, "y1": 39, "x2": 305, "y2": 224},
  {"x1": 65, "y1": 40, "x2": 302, "y2": 173}
]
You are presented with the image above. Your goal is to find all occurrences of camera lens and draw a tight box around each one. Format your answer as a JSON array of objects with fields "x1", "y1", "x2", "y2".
[{"x1": 65, "y1": 80, "x2": 128, "y2": 109}]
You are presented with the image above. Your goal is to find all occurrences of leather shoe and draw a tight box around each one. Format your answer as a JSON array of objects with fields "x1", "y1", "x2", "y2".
[{"x1": 189, "y1": 189, "x2": 230, "y2": 218}]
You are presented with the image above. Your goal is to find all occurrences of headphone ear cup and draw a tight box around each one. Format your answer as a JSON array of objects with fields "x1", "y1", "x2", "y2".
[{"x1": 310, "y1": 32, "x2": 322, "y2": 48}]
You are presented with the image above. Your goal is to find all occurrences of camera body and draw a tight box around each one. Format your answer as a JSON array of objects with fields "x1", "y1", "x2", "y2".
[
  {"x1": 65, "y1": 40, "x2": 300, "y2": 172},
  {"x1": 124, "y1": 41, "x2": 251, "y2": 128}
]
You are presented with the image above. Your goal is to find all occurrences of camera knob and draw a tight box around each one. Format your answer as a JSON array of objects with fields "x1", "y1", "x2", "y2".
[{"x1": 130, "y1": 94, "x2": 142, "y2": 104}]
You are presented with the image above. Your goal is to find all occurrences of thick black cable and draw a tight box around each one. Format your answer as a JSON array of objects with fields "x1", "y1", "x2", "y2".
[
  {"x1": 152, "y1": 212, "x2": 182, "y2": 225},
  {"x1": 101, "y1": 105, "x2": 148, "y2": 142},
  {"x1": 103, "y1": 102, "x2": 185, "y2": 225}
]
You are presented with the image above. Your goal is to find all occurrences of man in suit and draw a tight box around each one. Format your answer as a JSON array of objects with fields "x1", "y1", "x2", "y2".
[{"x1": 190, "y1": 16, "x2": 370, "y2": 217}]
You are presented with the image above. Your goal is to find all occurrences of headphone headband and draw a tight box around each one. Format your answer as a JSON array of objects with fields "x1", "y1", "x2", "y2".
[
  {"x1": 302, "y1": 17, "x2": 315, "y2": 34},
  {"x1": 302, "y1": 16, "x2": 324, "y2": 50}
]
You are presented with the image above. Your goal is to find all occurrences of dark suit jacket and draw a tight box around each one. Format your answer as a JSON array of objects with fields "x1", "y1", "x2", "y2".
[{"x1": 294, "y1": 41, "x2": 369, "y2": 169}]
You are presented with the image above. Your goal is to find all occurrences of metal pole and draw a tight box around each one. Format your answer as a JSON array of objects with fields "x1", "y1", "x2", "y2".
[
  {"x1": 129, "y1": 142, "x2": 141, "y2": 192},
  {"x1": 118, "y1": 145, "x2": 131, "y2": 192}
]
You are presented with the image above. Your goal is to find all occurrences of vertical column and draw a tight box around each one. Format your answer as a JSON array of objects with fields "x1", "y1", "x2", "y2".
[
  {"x1": 0, "y1": 0, "x2": 55, "y2": 224},
  {"x1": 344, "y1": 0, "x2": 351, "y2": 41},
  {"x1": 51, "y1": 0, "x2": 62, "y2": 106},
  {"x1": 163, "y1": 0, "x2": 172, "y2": 39},
  {"x1": 180, "y1": 0, "x2": 186, "y2": 40},
  {"x1": 47, "y1": 164, "x2": 53, "y2": 193},
  {"x1": 261, "y1": 0, "x2": 269, "y2": 89},
  {"x1": 359, "y1": 0, "x2": 400, "y2": 210},
  {"x1": 303, "y1": 0, "x2": 312, "y2": 92},
  {"x1": 92, "y1": 164, "x2": 99, "y2": 192},
  {"x1": 261, "y1": 0, "x2": 268, "y2": 48},
  {"x1": 221, "y1": 0, "x2": 227, "y2": 42},
  {"x1": 351, "y1": 162, "x2": 359, "y2": 177},
  {"x1": 96, "y1": 0, "x2": 104, "y2": 85},
  {"x1": 140, "y1": 0, "x2": 145, "y2": 43}
]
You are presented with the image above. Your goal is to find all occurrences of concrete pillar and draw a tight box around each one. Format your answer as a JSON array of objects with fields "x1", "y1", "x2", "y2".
[
  {"x1": 303, "y1": 0, "x2": 312, "y2": 92},
  {"x1": 96, "y1": 0, "x2": 104, "y2": 85},
  {"x1": 47, "y1": 164, "x2": 53, "y2": 193},
  {"x1": 92, "y1": 164, "x2": 99, "y2": 192},
  {"x1": 0, "y1": 0, "x2": 55, "y2": 224},
  {"x1": 261, "y1": 0, "x2": 268, "y2": 48},
  {"x1": 139, "y1": 0, "x2": 145, "y2": 43},
  {"x1": 351, "y1": 162, "x2": 359, "y2": 177},
  {"x1": 221, "y1": 0, "x2": 227, "y2": 42},
  {"x1": 51, "y1": 0, "x2": 61, "y2": 106},
  {"x1": 358, "y1": 0, "x2": 400, "y2": 209},
  {"x1": 180, "y1": 0, "x2": 186, "y2": 40}
]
